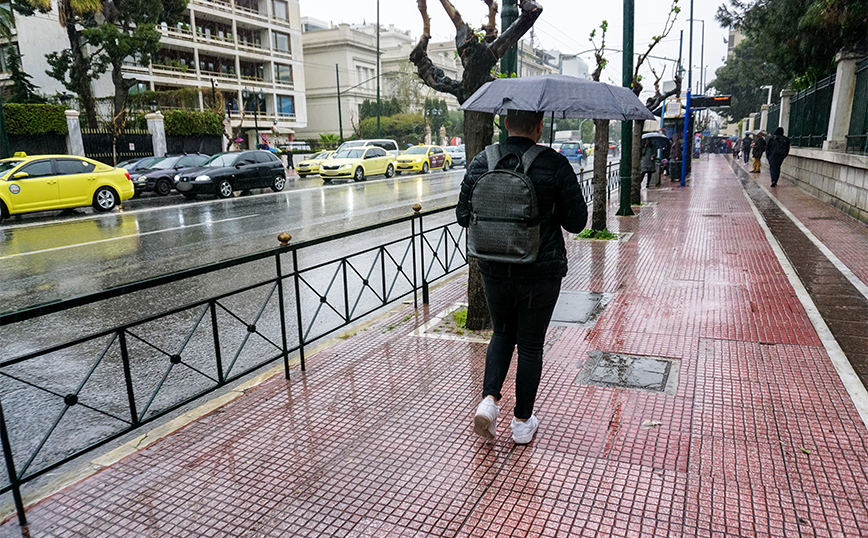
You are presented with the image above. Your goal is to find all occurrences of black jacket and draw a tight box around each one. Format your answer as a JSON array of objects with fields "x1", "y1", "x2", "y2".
[
  {"x1": 766, "y1": 134, "x2": 790, "y2": 162},
  {"x1": 752, "y1": 136, "x2": 766, "y2": 158},
  {"x1": 456, "y1": 137, "x2": 588, "y2": 280}
]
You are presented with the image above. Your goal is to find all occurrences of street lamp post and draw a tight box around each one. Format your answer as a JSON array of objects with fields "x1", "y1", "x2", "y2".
[
  {"x1": 243, "y1": 88, "x2": 265, "y2": 148},
  {"x1": 686, "y1": 19, "x2": 705, "y2": 94}
]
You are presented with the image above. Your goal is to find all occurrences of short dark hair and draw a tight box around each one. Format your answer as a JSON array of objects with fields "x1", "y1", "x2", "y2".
[{"x1": 506, "y1": 109, "x2": 544, "y2": 133}]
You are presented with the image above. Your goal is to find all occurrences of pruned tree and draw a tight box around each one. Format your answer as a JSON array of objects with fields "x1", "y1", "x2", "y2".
[
  {"x1": 629, "y1": 0, "x2": 681, "y2": 204},
  {"x1": 589, "y1": 20, "x2": 610, "y2": 233},
  {"x1": 409, "y1": 0, "x2": 542, "y2": 330}
]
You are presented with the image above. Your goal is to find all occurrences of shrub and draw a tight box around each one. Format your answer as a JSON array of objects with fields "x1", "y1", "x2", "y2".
[
  {"x1": 163, "y1": 109, "x2": 223, "y2": 136},
  {"x1": 3, "y1": 104, "x2": 68, "y2": 135}
]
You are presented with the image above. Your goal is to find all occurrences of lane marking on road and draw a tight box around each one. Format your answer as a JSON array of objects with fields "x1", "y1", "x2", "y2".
[
  {"x1": 0, "y1": 214, "x2": 261, "y2": 260},
  {"x1": 740, "y1": 184, "x2": 868, "y2": 432},
  {"x1": 757, "y1": 182, "x2": 868, "y2": 303}
]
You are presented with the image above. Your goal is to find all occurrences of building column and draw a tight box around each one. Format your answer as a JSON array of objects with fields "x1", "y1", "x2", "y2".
[
  {"x1": 779, "y1": 88, "x2": 795, "y2": 135},
  {"x1": 760, "y1": 104, "x2": 769, "y2": 132},
  {"x1": 823, "y1": 50, "x2": 865, "y2": 152},
  {"x1": 146, "y1": 112, "x2": 167, "y2": 157},
  {"x1": 65, "y1": 110, "x2": 84, "y2": 156}
]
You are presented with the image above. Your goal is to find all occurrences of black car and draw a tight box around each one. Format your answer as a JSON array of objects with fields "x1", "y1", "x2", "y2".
[
  {"x1": 174, "y1": 150, "x2": 287, "y2": 199},
  {"x1": 118, "y1": 156, "x2": 165, "y2": 176},
  {"x1": 131, "y1": 153, "x2": 210, "y2": 196}
]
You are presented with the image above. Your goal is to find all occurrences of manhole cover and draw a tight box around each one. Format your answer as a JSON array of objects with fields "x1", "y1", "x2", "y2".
[
  {"x1": 550, "y1": 291, "x2": 612, "y2": 327},
  {"x1": 576, "y1": 351, "x2": 680, "y2": 395}
]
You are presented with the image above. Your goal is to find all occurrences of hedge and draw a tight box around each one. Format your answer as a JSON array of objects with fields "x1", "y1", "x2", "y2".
[
  {"x1": 163, "y1": 109, "x2": 223, "y2": 136},
  {"x1": 3, "y1": 104, "x2": 68, "y2": 136}
]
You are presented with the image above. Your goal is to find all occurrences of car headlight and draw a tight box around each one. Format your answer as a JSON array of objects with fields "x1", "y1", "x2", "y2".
[
  {"x1": 174, "y1": 174, "x2": 181, "y2": 181},
  {"x1": 134, "y1": 175, "x2": 146, "y2": 181},
  {"x1": 194, "y1": 175, "x2": 210, "y2": 182},
  {"x1": 414, "y1": 158, "x2": 424, "y2": 162},
  {"x1": 341, "y1": 164, "x2": 352, "y2": 169}
]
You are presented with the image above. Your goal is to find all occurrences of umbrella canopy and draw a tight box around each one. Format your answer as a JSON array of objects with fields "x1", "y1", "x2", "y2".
[
  {"x1": 641, "y1": 132, "x2": 669, "y2": 140},
  {"x1": 459, "y1": 74, "x2": 656, "y2": 121},
  {"x1": 744, "y1": 129, "x2": 769, "y2": 137}
]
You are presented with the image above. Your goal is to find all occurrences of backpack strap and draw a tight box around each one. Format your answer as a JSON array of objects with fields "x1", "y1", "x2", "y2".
[
  {"x1": 520, "y1": 145, "x2": 547, "y2": 174},
  {"x1": 484, "y1": 144, "x2": 502, "y2": 172}
]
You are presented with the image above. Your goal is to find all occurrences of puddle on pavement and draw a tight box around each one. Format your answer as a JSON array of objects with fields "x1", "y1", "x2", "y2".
[{"x1": 577, "y1": 351, "x2": 681, "y2": 395}]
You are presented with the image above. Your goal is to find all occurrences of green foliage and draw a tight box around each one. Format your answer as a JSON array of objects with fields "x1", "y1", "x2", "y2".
[
  {"x1": 577, "y1": 228, "x2": 618, "y2": 240},
  {"x1": 358, "y1": 113, "x2": 424, "y2": 145},
  {"x1": 3, "y1": 103, "x2": 68, "y2": 135},
  {"x1": 163, "y1": 109, "x2": 223, "y2": 136},
  {"x1": 127, "y1": 87, "x2": 222, "y2": 113},
  {"x1": 4, "y1": 48, "x2": 45, "y2": 104},
  {"x1": 451, "y1": 308, "x2": 468, "y2": 329},
  {"x1": 318, "y1": 133, "x2": 340, "y2": 148},
  {"x1": 359, "y1": 97, "x2": 402, "y2": 120},
  {"x1": 709, "y1": 38, "x2": 790, "y2": 121}
]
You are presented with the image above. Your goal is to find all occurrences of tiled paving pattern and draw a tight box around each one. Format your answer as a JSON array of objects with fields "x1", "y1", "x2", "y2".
[{"x1": 2, "y1": 155, "x2": 868, "y2": 537}]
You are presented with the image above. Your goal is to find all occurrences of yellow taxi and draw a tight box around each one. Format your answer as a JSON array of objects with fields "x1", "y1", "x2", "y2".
[
  {"x1": 395, "y1": 145, "x2": 452, "y2": 174},
  {"x1": 319, "y1": 146, "x2": 397, "y2": 182},
  {"x1": 0, "y1": 153, "x2": 134, "y2": 221},
  {"x1": 296, "y1": 150, "x2": 334, "y2": 177}
]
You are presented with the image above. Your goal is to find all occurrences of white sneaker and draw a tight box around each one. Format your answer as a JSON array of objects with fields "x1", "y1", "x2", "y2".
[
  {"x1": 511, "y1": 415, "x2": 539, "y2": 444},
  {"x1": 473, "y1": 397, "x2": 499, "y2": 439}
]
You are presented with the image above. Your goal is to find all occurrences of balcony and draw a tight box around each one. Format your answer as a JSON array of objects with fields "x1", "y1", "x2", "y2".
[
  {"x1": 197, "y1": 33, "x2": 236, "y2": 48},
  {"x1": 240, "y1": 75, "x2": 269, "y2": 87},
  {"x1": 194, "y1": 0, "x2": 232, "y2": 14},
  {"x1": 238, "y1": 41, "x2": 266, "y2": 54},
  {"x1": 200, "y1": 68, "x2": 238, "y2": 83},
  {"x1": 152, "y1": 63, "x2": 198, "y2": 80},
  {"x1": 234, "y1": 3, "x2": 267, "y2": 21}
]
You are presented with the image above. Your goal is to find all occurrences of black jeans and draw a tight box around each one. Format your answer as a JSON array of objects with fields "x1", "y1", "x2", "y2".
[
  {"x1": 480, "y1": 275, "x2": 562, "y2": 420},
  {"x1": 769, "y1": 158, "x2": 782, "y2": 184}
]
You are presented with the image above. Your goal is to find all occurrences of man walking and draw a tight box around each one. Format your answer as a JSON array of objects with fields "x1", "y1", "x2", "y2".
[
  {"x1": 742, "y1": 134, "x2": 752, "y2": 164},
  {"x1": 765, "y1": 127, "x2": 791, "y2": 187},
  {"x1": 456, "y1": 109, "x2": 588, "y2": 445},
  {"x1": 751, "y1": 134, "x2": 767, "y2": 173}
]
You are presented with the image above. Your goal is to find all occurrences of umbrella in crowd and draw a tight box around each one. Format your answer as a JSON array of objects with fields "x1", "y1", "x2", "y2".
[{"x1": 641, "y1": 131, "x2": 670, "y2": 150}]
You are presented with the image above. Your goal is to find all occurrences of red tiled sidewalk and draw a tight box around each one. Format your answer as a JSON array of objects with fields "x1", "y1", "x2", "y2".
[{"x1": 2, "y1": 155, "x2": 867, "y2": 537}]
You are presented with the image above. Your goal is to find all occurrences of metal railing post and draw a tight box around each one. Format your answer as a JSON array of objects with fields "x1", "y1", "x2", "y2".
[
  {"x1": 291, "y1": 249, "x2": 306, "y2": 371},
  {"x1": 275, "y1": 254, "x2": 291, "y2": 380},
  {"x1": 118, "y1": 330, "x2": 139, "y2": 424},
  {"x1": 209, "y1": 299, "x2": 225, "y2": 384},
  {"x1": 418, "y1": 207, "x2": 429, "y2": 305},
  {"x1": 0, "y1": 401, "x2": 26, "y2": 526},
  {"x1": 411, "y1": 217, "x2": 418, "y2": 309},
  {"x1": 342, "y1": 258, "x2": 350, "y2": 323}
]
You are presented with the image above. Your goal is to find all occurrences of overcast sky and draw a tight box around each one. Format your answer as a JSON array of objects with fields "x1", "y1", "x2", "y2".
[{"x1": 300, "y1": 0, "x2": 730, "y2": 97}]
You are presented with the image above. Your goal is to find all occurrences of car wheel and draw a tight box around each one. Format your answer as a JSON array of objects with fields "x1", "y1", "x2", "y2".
[
  {"x1": 92, "y1": 186, "x2": 118, "y2": 212},
  {"x1": 395, "y1": 171, "x2": 402, "y2": 176},
  {"x1": 271, "y1": 175, "x2": 286, "y2": 192},
  {"x1": 422, "y1": 162, "x2": 429, "y2": 174},
  {"x1": 183, "y1": 192, "x2": 198, "y2": 200},
  {"x1": 443, "y1": 161, "x2": 450, "y2": 171},
  {"x1": 298, "y1": 173, "x2": 308, "y2": 178},
  {"x1": 155, "y1": 177, "x2": 172, "y2": 196},
  {"x1": 0, "y1": 200, "x2": 8, "y2": 222},
  {"x1": 385, "y1": 164, "x2": 394, "y2": 178},
  {"x1": 353, "y1": 167, "x2": 364, "y2": 182},
  {"x1": 322, "y1": 178, "x2": 332, "y2": 184},
  {"x1": 215, "y1": 179, "x2": 233, "y2": 198}
]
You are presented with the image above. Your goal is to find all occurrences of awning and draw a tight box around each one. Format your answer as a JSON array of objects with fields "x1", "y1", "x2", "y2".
[{"x1": 271, "y1": 126, "x2": 295, "y2": 135}]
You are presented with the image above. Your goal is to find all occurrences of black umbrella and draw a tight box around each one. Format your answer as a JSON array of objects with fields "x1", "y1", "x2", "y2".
[{"x1": 641, "y1": 131, "x2": 670, "y2": 150}]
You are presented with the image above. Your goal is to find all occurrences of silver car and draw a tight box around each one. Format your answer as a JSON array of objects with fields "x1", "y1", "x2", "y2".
[{"x1": 444, "y1": 145, "x2": 466, "y2": 167}]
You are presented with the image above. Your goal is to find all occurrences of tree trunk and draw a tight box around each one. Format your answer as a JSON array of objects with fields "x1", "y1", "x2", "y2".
[
  {"x1": 592, "y1": 119, "x2": 609, "y2": 231},
  {"x1": 66, "y1": 21, "x2": 98, "y2": 128},
  {"x1": 463, "y1": 109, "x2": 495, "y2": 331},
  {"x1": 111, "y1": 61, "x2": 129, "y2": 166},
  {"x1": 630, "y1": 119, "x2": 642, "y2": 205}
]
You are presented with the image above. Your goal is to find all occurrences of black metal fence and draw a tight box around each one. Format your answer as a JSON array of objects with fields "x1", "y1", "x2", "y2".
[
  {"x1": 8, "y1": 135, "x2": 67, "y2": 156},
  {"x1": 167, "y1": 135, "x2": 223, "y2": 156},
  {"x1": 789, "y1": 73, "x2": 836, "y2": 148},
  {"x1": 82, "y1": 127, "x2": 154, "y2": 165},
  {"x1": 0, "y1": 162, "x2": 621, "y2": 526},
  {"x1": 767, "y1": 103, "x2": 780, "y2": 135},
  {"x1": 846, "y1": 57, "x2": 868, "y2": 155}
]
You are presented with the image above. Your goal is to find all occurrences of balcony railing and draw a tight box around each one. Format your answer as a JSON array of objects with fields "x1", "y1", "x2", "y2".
[
  {"x1": 151, "y1": 64, "x2": 198, "y2": 79},
  {"x1": 195, "y1": 0, "x2": 232, "y2": 14},
  {"x1": 200, "y1": 68, "x2": 238, "y2": 81},
  {"x1": 235, "y1": 4, "x2": 266, "y2": 19},
  {"x1": 161, "y1": 26, "x2": 193, "y2": 40}
]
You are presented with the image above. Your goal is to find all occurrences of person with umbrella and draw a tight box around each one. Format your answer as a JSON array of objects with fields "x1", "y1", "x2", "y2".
[
  {"x1": 641, "y1": 137, "x2": 657, "y2": 187},
  {"x1": 751, "y1": 132, "x2": 767, "y2": 173},
  {"x1": 742, "y1": 133, "x2": 753, "y2": 164}
]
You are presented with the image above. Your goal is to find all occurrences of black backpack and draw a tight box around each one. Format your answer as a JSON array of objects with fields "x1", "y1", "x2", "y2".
[{"x1": 467, "y1": 143, "x2": 547, "y2": 264}]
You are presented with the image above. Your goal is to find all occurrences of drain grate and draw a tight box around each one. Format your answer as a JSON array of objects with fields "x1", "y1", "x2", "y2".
[
  {"x1": 550, "y1": 291, "x2": 612, "y2": 328},
  {"x1": 808, "y1": 216, "x2": 836, "y2": 220},
  {"x1": 576, "y1": 351, "x2": 681, "y2": 395}
]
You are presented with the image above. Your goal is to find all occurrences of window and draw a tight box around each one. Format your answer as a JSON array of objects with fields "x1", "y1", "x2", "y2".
[
  {"x1": 273, "y1": 32, "x2": 290, "y2": 53},
  {"x1": 56, "y1": 159, "x2": 96, "y2": 175},
  {"x1": 366, "y1": 148, "x2": 386, "y2": 158},
  {"x1": 244, "y1": 95, "x2": 266, "y2": 113},
  {"x1": 274, "y1": 64, "x2": 292, "y2": 85},
  {"x1": 272, "y1": 0, "x2": 288, "y2": 20},
  {"x1": 18, "y1": 161, "x2": 54, "y2": 178},
  {"x1": 277, "y1": 96, "x2": 294, "y2": 117},
  {"x1": 255, "y1": 151, "x2": 278, "y2": 163}
]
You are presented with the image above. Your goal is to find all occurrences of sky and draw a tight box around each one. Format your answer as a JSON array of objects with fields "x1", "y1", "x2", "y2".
[{"x1": 300, "y1": 0, "x2": 731, "y2": 99}]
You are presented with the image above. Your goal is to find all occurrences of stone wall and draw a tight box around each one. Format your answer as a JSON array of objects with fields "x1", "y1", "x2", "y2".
[{"x1": 782, "y1": 148, "x2": 868, "y2": 224}]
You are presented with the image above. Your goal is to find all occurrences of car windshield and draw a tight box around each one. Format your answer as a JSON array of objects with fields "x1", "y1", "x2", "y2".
[
  {"x1": 445, "y1": 147, "x2": 462, "y2": 153},
  {"x1": 561, "y1": 143, "x2": 579, "y2": 149},
  {"x1": 337, "y1": 141, "x2": 365, "y2": 151},
  {"x1": 333, "y1": 149, "x2": 364, "y2": 159},
  {"x1": 312, "y1": 151, "x2": 331, "y2": 160},
  {"x1": 203, "y1": 154, "x2": 238, "y2": 167},
  {"x1": 151, "y1": 156, "x2": 182, "y2": 169},
  {"x1": 136, "y1": 157, "x2": 164, "y2": 169},
  {"x1": 403, "y1": 147, "x2": 428, "y2": 155},
  {"x1": 0, "y1": 160, "x2": 24, "y2": 175}
]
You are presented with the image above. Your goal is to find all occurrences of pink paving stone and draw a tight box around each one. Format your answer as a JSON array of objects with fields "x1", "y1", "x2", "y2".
[{"x1": 1, "y1": 155, "x2": 867, "y2": 538}]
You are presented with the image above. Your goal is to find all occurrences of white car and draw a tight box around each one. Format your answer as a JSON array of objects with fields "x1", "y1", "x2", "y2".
[
  {"x1": 443, "y1": 145, "x2": 466, "y2": 167},
  {"x1": 336, "y1": 139, "x2": 400, "y2": 158}
]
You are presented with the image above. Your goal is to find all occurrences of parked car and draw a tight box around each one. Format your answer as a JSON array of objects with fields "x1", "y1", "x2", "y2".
[
  {"x1": 336, "y1": 139, "x2": 401, "y2": 157},
  {"x1": 296, "y1": 150, "x2": 334, "y2": 177},
  {"x1": 558, "y1": 141, "x2": 588, "y2": 165},
  {"x1": 395, "y1": 145, "x2": 452, "y2": 174},
  {"x1": 0, "y1": 153, "x2": 134, "y2": 220},
  {"x1": 131, "y1": 153, "x2": 210, "y2": 196},
  {"x1": 443, "y1": 145, "x2": 466, "y2": 167},
  {"x1": 173, "y1": 150, "x2": 287, "y2": 199},
  {"x1": 319, "y1": 146, "x2": 396, "y2": 182},
  {"x1": 117, "y1": 156, "x2": 165, "y2": 174}
]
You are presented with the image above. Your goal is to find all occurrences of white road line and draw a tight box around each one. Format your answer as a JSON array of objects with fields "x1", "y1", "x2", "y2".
[
  {"x1": 758, "y1": 182, "x2": 868, "y2": 303},
  {"x1": 0, "y1": 214, "x2": 261, "y2": 260},
  {"x1": 740, "y1": 186, "x2": 868, "y2": 432}
]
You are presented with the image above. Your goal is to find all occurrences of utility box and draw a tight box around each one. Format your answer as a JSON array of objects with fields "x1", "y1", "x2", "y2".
[{"x1": 555, "y1": 130, "x2": 582, "y2": 141}]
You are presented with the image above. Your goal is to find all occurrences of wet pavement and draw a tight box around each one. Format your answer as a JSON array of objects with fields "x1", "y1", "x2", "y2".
[{"x1": 2, "y1": 155, "x2": 868, "y2": 536}]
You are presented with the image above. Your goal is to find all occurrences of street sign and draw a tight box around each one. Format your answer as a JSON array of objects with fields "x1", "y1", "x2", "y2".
[{"x1": 691, "y1": 95, "x2": 732, "y2": 109}]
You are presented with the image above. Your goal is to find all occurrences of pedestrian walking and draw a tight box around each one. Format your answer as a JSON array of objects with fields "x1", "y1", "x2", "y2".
[
  {"x1": 456, "y1": 109, "x2": 588, "y2": 445},
  {"x1": 640, "y1": 138, "x2": 656, "y2": 187},
  {"x1": 751, "y1": 134, "x2": 766, "y2": 173},
  {"x1": 733, "y1": 137, "x2": 742, "y2": 160},
  {"x1": 742, "y1": 134, "x2": 752, "y2": 164},
  {"x1": 765, "y1": 127, "x2": 791, "y2": 187}
]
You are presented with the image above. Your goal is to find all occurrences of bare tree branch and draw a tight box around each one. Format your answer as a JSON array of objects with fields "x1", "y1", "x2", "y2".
[
  {"x1": 438, "y1": 0, "x2": 464, "y2": 31},
  {"x1": 410, "y1": 34, "x2": 464, "y2": 99},
  {"x1": 489, "y1": 0, "x2": 542, "y2": 58},
  {"x1": 481, "y1": 0, "x2": 499, "y2": 42},
  {"x1": 417, "y1": 0, "x2": 431, "y2": 37},
  {"x1": 644, "y1": 63, "x2": 682, "y2": 113},
  {"x1": 632, "y1": 0, "x2": 680, "y2": 95}
]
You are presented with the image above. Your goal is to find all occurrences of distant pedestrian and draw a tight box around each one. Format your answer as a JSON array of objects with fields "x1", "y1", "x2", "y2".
[
  {"x1": 640, "y1": 138, "x2": 656, "y2": 187},
  {"x1": 751, "y1": 134, "x2": 766, "y2": 173},
  {"x1": 733, "y1": 137, "x2": 742, "y2": 160},
  {"x1": 669, "y1": 133, "x2": 682, "y2": 182},
  {"x1": 765, "y1": 127, "x2": 790, "y2": 187},
  {"x1": 742, "y1": 134, "x2": 752, "y2": 164}
]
